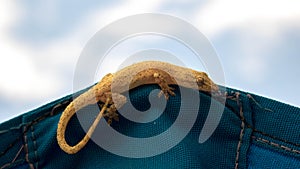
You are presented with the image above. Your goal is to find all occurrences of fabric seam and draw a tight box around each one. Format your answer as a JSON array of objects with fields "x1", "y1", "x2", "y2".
[
  {"x1": 0, "y1": 100, "x2": 71, "y2": 160},
  {"x1": 235, "y1": 120, "x2": 245, "y2": 169},
  {"x1": 233, "y1": 92, "x2": 245, "y2": 169},
  {"x1": 23, "y1": 126, "x2": 34, "y2": 169},
  {"x1": 1, "y1": 90, "x2": 300, "y2": 168},
  {"x1": 252, "y1": 136, "x2": 300, "y2": 155},
  {"x1": 30, "y1": 126, "x2": 39, "y2": 168},
  {"x1": 0, "y1": 159, "x2": 25, "y2": 169}
]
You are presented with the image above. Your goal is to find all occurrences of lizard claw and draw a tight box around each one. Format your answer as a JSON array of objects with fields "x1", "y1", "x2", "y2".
[{"x1": 158, "y1": 86, "x2": 175, "y2": 100}]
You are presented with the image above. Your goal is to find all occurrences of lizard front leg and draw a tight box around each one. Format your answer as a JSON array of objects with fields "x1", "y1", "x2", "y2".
[{"x1": 153, "y1": 72, "x2": 176, "y2": 99}]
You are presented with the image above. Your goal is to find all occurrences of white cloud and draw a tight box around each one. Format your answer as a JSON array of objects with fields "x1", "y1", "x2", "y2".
[
  {"x1": 0, "y1": 0, "x2": 167, "y2": 103},
  {"x1": 194, "y1": 0, "x2": 300, "y2": 87},
  {"x1": 0, "y1": 39, "x2": 63, "y2": 101},
  {"x1": 196, "y1": 0, "x2": 300, "y2": 37},
  {"x1": 2, "y1": 0, "x2": 299, "y2": 121},
  {"x1": 67, "y1": 0, "x2": 170, "y2": 78},
  {"x1": 237, "y1": 56, "x2": 269, "y2": 84},
  {"x1": 0, "y1": 1, "x2": 19, "y2": 27},
  {"x1": 74, "y1": 0, "x2": 166, "y2": 40},
  {"x1": 0, "y1": 1, "x2": 62, "y2": 102}
]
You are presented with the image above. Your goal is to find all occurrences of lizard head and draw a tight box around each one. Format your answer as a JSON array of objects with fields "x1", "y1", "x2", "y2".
[{"x1": 193, "y1": 71, "x2": 219, "y2": 93}]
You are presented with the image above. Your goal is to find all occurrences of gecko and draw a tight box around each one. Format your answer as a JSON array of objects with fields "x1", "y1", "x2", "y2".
[{"x1": 57, "y1": 61, "x2": 219, "y2": 154}]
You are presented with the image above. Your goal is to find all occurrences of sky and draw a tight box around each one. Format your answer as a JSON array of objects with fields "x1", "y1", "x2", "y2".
[{"x1": 0, "y1": 0, "x2": 300, "y2": 123}]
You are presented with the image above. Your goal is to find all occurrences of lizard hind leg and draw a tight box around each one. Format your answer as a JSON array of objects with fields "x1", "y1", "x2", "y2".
[
  {"x1": 103, "y1": 104, "x2": 119, "y2": 125},
  {"x1": 101, "y1": 92, "x2": 127, "y2": 124}
]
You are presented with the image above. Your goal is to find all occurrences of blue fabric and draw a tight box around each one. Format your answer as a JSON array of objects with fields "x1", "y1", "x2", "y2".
[
  {"x1": 248, "y1": 144, "x2": 300, "y2": 168},
  {"x1": 0, "y1": 84, "x2": 299, "y2": 169}
]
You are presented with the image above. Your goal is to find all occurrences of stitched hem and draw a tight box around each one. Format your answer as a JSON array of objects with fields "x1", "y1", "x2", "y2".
[
  {"x1": 0, "y1": 100, "x2": 71, "y2": 161},
  {"x1": 0, "y1": 159, "x2": 25, "y2": 169},
  {"x1": 23, "y1": 126, "x2": 34, "y2": 169},
  {"x1": 233, "y1": 93, "x2": 245, "y2": 169},
  {"x1": 252, "y1": 136, "x2": 300, "y2": 155},
  {"x1": 235, "y1": 121, "x2": 245, "y2": 169},
  {"x1": 30, "y1": 126, "x2": 39, "y2": 168}
]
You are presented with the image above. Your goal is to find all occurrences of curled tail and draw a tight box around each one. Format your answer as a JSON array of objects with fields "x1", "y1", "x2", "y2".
[{"x1": 56, "y1": 97, "x2": 110, "y2": 154}]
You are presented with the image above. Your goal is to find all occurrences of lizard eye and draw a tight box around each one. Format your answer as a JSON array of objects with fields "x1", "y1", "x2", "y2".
[{"x1": 196, "y1": 77, "x2": 205, "y2": 86}]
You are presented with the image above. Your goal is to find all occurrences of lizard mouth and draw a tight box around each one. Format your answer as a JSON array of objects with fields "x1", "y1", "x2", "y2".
[
  {"x1": 211, "y1": 83, "x2": 219, "y2": 92},
  {"x1": 196, "y1": 78, "x2": 219, "y2": 93}
]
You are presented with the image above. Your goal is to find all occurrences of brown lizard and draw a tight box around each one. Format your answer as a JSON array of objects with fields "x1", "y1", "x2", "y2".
[{"x1": 57, "y1": 61, "x2": 219, "y2": 154}]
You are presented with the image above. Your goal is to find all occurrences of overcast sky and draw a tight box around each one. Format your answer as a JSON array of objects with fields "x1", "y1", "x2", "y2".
[{"x1": 1, "y1": 0, "x2": 300, "y2": 122}]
